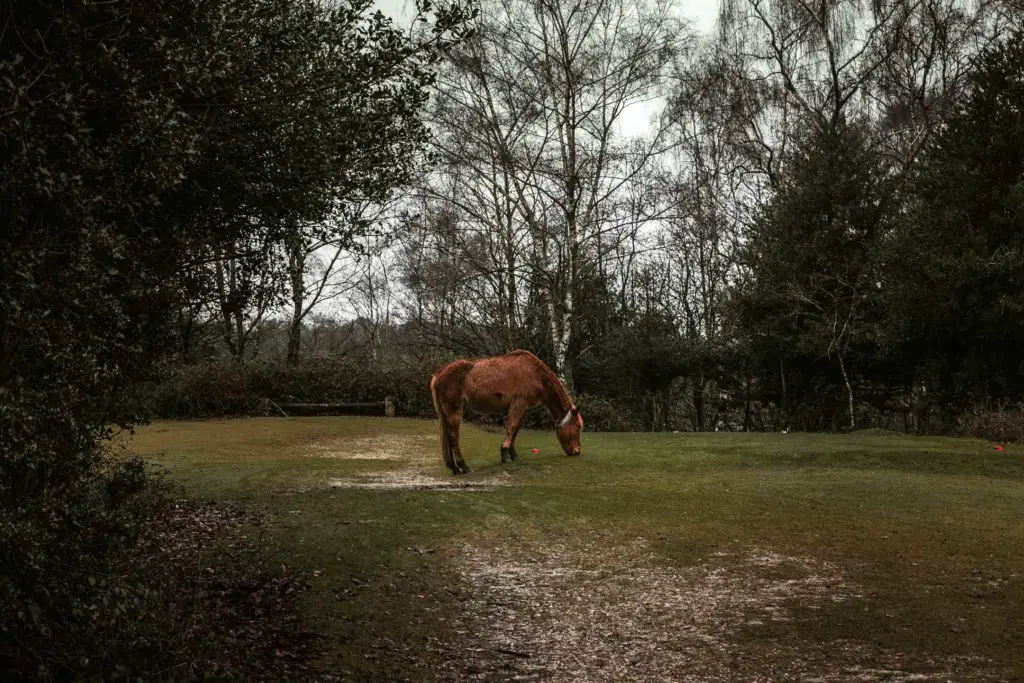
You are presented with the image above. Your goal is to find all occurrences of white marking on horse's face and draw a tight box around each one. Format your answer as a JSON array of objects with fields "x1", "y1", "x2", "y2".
[{"x1": 556, "y1": 422, "x2": 582, "y2": 457}]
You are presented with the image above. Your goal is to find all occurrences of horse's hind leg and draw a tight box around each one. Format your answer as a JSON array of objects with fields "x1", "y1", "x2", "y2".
[
  {"x1": 501, "y1": 401, "x2": 528, "y2": 464},
  {"x1": 446, "y1": 411, "x2": 471, "y2": 475},
  {"x1": 441, "y1": 429, "x2": 457, "y2": 474}
]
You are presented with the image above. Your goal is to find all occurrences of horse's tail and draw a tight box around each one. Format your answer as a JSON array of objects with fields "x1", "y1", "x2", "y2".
[{"x1": 430, "y1": 374, "x2": 452, "y2": 467}]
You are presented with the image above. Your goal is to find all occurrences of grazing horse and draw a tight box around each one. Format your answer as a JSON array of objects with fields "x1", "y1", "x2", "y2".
[{"x1": 429, "y1": 350, "x2": 584, "y2": 475}]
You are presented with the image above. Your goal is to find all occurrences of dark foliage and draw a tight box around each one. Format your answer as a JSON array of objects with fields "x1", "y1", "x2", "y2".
[
  {"x1": 728, "y1": 25, "x2": 1024, "y2": 432},
  {"x1": 2, "y1": 478, "x2": 316, "y2": 681},
  {"x1": 147, "y1": 354, "x2": 442, "y2": 420},
  {"x1": 144, "y1": 352, "x2": 650, "y2": 431},
  {"x1": 960, "y1": 404, "x2": 1024, "y2": 443},
  {"x1": 0, "y1": 0, "x2": 471, "y2": 678},
  {"x1": 734, "y1": 120, "x2": 892, "y2": 430},
  {"x1": 882, "y1": 28, "x2": 1024, "y2": 413}
]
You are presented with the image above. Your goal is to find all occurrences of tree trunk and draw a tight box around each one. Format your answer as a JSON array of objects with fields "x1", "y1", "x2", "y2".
[
  {"x1": 214, "y1": 256, "x2": 240, "y2": 361},
  {"x1": 743, "y1": 374, "x2": 752, "y2": 432},
  {"x1": 549, "y1": 287, "x2": 573, "y2": 392},
  {"x1": 286, "y1": 231, "x2": 305, "y2": 366},
  {"x1": 232, "y1": 307, "x2": 246, "y2": 361},
  {"x1": 838, "y1": 352, "x2": 854, "y2": 430},
  {"x1": 505, "y1": 241, "x2": 517, "y2": 349},
  {"x1": 779, "y1": 356, "x2": 787, "y2": 427},
  {"x1": 287, "y1": 316, "x2": 302, "y2": 366},
  {"x1": 178, "y1": 308, "x2": 193, "y2": 363},
  {"x1": 692, "y1": 378, "x2": 705, "y2": 431}
]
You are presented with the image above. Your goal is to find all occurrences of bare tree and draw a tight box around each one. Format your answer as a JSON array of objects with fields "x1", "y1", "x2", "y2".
[
  {"x1": 709, "y1": 0, "x2": 1022, "y2": 184},
  {"x1": 866, "y1": 0, "x2": 1022, "y2": 169},
  {"x1": 283, "y1": 201, "x2": 393, "y2": 365},
  {"x1": 210, "y1": 232, "x2": 286, "y2": 361},
  {"x1": 346, "y1": 234, "x2": 401, "y2": 361},
  {"x1": 421, "y1": 0, "x2": 687, "y2": 388},
  {"x1": 394, "y1": 201, "x2": 503, "y2": 354}
]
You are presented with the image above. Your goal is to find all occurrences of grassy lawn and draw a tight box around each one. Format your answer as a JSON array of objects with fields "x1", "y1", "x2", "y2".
[{"x1": 125, "y1": 417, "x2": 1024, "y2": 682}]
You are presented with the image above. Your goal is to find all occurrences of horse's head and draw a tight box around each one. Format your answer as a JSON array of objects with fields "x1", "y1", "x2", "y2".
[{"x1": 556, "y1": 405, "x2": 584, "y2": 457}]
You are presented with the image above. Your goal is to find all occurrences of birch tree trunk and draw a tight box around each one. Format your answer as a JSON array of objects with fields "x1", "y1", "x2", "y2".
[{"x1": 838, "y1": 351, "x2": 855, "y2": 430}]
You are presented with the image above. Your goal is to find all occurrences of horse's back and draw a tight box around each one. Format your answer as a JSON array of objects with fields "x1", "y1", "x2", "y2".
[
  {"x1": 433, "y1": 358, "x2": 474, "y2": 383},
  {"x1": 463, "y1": 352, "x2": 545, "y2": 411},
  {"x1": 433, "y1": 351, "x2": 550, "y2": 413},
  {"x1": 505, "y1": 349, "x2": 547, "y2": 365}
]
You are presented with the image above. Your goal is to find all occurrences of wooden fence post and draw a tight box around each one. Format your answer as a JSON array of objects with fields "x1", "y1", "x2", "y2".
[{"x1": 385, "y1": 396, "x2": 395, "y2": 418}]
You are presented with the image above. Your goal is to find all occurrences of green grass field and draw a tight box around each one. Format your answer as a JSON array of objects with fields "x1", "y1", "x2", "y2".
[{"x1": 125, "y1": 417, "x2": 1024, "y2": 682}]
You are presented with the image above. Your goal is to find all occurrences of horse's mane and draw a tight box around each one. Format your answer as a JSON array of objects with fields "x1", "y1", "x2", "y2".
[{"x1": 529, "y1": 354, "x2": 574, "y2": 412}]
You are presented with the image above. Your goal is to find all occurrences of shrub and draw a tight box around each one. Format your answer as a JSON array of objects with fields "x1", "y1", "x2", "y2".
[
  {"x1": 148, "y1": 355, "x2": 442, "y2": 420},
  {"x1": 0, "y1": 453, "x2": 316, "y2": 681},
  {"x1": 146, "y1": 359, "x2": 643, "y2": 431},
  {"x1": 960, "y1": 403, "x2": 1024, "y2": 443},
  {"x1": 571, "y1": 393, "x2": 646, "y2": 432}
]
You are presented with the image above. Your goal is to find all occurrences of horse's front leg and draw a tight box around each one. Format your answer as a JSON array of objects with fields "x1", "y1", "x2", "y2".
[{"x1": 501, "y1": 401, "x2": 528, "y2": 464}]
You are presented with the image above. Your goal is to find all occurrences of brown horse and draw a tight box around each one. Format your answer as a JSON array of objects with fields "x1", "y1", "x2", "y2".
[{"x1": 429, "y1": 350, "x2": 584, "y2": 474}]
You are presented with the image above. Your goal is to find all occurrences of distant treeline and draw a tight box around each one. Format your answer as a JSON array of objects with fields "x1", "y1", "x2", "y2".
[{"x1": 165, "y1": 2, "x2": 1024, "y2": 440}]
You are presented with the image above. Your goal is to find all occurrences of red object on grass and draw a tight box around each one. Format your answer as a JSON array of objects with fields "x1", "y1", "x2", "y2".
[
  {"x1": 532, "y1": 448, "x2": 539, "y2": 454},
  {"x1": 996, "y1": 444, "x2": 1004, "y2": 452}
]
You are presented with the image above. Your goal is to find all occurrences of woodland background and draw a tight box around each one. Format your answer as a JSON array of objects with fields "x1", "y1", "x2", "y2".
[
  {"x1": 3, "y1": 0, "x2": 1024, "y2": 678},
  {"x1": 163, "y1": 0, "x2": 1024, "y2": 437}
]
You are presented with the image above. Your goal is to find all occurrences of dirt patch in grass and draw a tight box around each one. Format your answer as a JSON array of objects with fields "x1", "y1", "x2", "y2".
[
  {"x1": 329, "y1": 472, "x2": 512, "y2": 491},
  {"x1": 441, "y1": 540, "x2": 998, "y2": 682},
  {"x1": 305, "y1": 434, "x2": 436, "y2": 461},
  {"x1": 312, "y1": 432, "x2": 515, "y2": 490}
]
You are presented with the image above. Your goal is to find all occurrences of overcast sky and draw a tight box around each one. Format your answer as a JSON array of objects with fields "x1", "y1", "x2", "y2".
[{"x1": 371, "y1": 0, "x2": 721, "y2": 137}]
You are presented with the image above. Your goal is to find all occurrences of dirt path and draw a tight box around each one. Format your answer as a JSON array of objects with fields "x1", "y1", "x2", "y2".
[{"x1": 438, "y1": 539, "x2": 1001, "y2": 682}]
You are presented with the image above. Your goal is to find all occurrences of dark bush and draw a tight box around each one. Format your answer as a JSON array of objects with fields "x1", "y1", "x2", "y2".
[
  {"x1": 147, "y1": 358, "x2": 640, "y2": 431},
  {"x1": 960, "y1": 404, "x2": 1024, "y2": 443},
  {"x1": 144, "y1": 362, "x2": 267, "y2": 418},
  {"x1": 0, "y1": 454, "x2": 316, "y2": 681},
  {"x1": 148, "y1": 355, "x2": 442, "y2": 420},
  {"x1": 571, "y1": 393, "x2": 646, "y2": 432}
]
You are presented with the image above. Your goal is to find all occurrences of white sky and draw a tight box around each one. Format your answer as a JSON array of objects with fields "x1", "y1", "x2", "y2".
[{"x1": 371, "y1": 0, "x2": 721, "y2": 137}]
